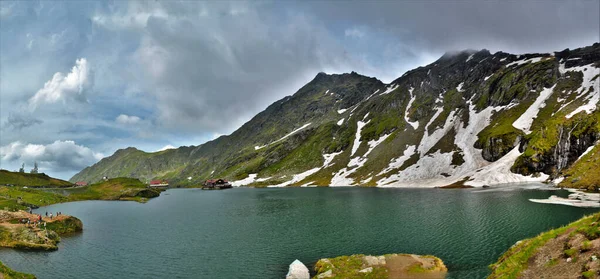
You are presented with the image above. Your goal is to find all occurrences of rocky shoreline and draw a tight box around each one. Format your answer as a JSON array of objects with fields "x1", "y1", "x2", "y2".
[
  {"x1": 0, "y1": 210, "x2": 83, "y2": 251},
  {"x1": 287, "y1": 254, "x2": 447, "y2": 279}
]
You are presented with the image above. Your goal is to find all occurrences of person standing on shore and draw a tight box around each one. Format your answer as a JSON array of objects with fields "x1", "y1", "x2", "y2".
[{"x1": 49, "y1": 213, "x2": 53, "y2": 220}]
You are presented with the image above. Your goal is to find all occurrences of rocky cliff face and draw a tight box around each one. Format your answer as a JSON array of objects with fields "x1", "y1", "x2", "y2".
[{"x1": 71, "y1": 43, "x2": 600, "y2": 188}]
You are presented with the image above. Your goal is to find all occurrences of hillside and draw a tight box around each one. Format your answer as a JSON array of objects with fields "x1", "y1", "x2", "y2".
[
  {"x1": 71, "y1": 44, "x2": 600, "y2": 188},
  {"x1": 0, "y1": 175, "x2": 160, "y2": 211},
  {"x1": 488, "y1": 212, "x2": 600, "y2": 279},
  {"x1": 0, "y1": 170, "x2": 73, "y2": 188}
]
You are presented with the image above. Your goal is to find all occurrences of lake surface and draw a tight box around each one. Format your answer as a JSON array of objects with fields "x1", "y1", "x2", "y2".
[{"x1": 0, "y1": 187, "x2": 598, "y2": 279}]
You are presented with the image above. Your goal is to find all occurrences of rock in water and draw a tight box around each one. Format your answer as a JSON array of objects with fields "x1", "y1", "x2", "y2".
[{"x1": 286, "y1": 259, "x2": 309, "y2": 279}]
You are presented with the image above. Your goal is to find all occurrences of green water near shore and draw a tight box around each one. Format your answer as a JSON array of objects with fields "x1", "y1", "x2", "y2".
[{"x1": 0, "y1": 187, "x2": 597, "y2": 278}]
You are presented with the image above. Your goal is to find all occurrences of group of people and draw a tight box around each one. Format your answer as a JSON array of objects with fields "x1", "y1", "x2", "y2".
[
  {"x1": 21, "y1": 214, "x2": 46, "y2": 228},
  {"x1": 19, "y1": 210, "x2": 65, "y2": 229},
  {"x1": 44, "y1": 211, "x2": 62, "y2": 220}
]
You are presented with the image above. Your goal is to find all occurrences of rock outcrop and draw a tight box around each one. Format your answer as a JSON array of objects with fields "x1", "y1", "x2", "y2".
[{"x1": 313, "y1": 253, "x2": 447, "y2": 279}]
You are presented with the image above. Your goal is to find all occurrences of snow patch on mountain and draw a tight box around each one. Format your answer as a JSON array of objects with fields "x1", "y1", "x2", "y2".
[
  {"x1": 255, "y1": 123, "x2": 311, "y2": 150},
  {"x1": 378, "y1": 145, "x2": 416, "y2": 175},
  {"x1": 404, "y1": 87, "x2": 420, "y2": 130},
  {"x1": 351, "y1": 119, "x2": 371, "y2": 156},
  {"x1": 565, "y1": 64, "x2": 599, "y2": 118},
  {"x1": 466, "y1": 147, "x2": 549, "y2": 186},
  {"x1": 424, "y1": 107, "x2": 444, "y2": 134},
  {"x1": 231, "y1": 174, "x2": 271, "y2": 187},
  {"x1": 381, "y1": 84, "x2": 399, "y2": 95},
  {"x1": 337, "y1": 118, "x2": 344, "y2": 125},
  {"x1": 338, "y1": 108, "x2": 348, "y2": 114},
  {"x1": 270, "y1": 151, "x2": 343, "y2": 187},
  {"x1": 418, "y1": 110, "x2": 456, "y2": 155},
  {"x1": 377, "y1": 103, "x2": 503, "y2": 187},
  {"x1": 506, "y1": 57, "x2": 544, "y2": 67},
  {"x1": 512, "y1": 85, "x2": 556, "y2": 134},
  {"x1": 466, "y1": 54, "x2": 474, "y2": 62}
]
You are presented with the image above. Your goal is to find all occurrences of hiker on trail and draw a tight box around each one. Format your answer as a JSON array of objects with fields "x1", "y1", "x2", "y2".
[
  {"x1": 45, "y1": 212, "x2": 48, "y2": 217},
  {"x1": 49, "y1": 213, "x2": 53, "y2": 220},
  {"x1": 38, "y1": 215, "x2": 42, "y2": 222},
  {"x1": 44, "y1": 222, "x2": 46, "y2": 228}
]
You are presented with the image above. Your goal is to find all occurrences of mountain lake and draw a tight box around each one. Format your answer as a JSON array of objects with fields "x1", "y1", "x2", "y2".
[{"x1": 0, "y1": 186, "x2": 597, "y2": 279}]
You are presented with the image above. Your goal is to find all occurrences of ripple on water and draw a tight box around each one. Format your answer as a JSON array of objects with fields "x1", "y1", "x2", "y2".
[{"x1": 0, "y1": 187, "x2": 597, "y2": 279}]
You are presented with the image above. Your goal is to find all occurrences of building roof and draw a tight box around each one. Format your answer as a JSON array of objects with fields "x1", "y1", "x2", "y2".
[{"x1": 150, "y1": 180, "x2": 168, "y2": 185}]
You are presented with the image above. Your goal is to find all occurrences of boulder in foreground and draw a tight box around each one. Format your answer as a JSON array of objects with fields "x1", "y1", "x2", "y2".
[{"x1": 286, "y1": 259, "x2": 309, "y2": 279}]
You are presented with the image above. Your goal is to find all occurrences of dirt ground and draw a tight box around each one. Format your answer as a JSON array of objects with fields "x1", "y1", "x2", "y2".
[{"x1": 385, "y1": 254, "x2": 447, "y2": 279}]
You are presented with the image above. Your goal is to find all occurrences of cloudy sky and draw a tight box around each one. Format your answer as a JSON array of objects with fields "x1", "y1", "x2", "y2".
[{"x1": 0, "y1": 1, "x2": 598, "y2": 179}]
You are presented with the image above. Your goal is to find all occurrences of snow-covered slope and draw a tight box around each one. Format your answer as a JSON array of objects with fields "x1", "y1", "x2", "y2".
[{"x1": 72, "y1": 44, "x2": 600, "y2": 188}]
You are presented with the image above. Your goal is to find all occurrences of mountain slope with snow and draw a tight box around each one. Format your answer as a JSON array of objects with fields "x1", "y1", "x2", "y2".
[{"x1": 72, "y1": 44, "x2": 600, "y2": 188}]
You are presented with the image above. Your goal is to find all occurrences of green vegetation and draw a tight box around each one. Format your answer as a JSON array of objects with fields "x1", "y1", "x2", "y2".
[
  {"x1": 62, "y1": 178, "x2": 160, "y2": 202},
  {"x1": 559, "y1": 143, "x2": 600, "y2": 191},
  {"x1": 0, "y1": 261, "x2": 36, "y2": 279},
  {"x1": 45, "y1": 216, "x2": 83, "y2": 234},
  {"x1": 0, "y1": 175, "x2": 161, "y2": 211},
  {"x1": 0, "y1": 170, "x2": 73, "y2": 188},
  {"x1": 0, "y1": 186, "x2": 69, "y2": 211},
  {"x1": 582, "y1": 270, "x2": 596, "y2": 278}
]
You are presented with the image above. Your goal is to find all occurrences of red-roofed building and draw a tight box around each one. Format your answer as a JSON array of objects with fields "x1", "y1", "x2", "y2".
[{"x1": 75, "y1": 181, "x2": 87, "y2": 186}]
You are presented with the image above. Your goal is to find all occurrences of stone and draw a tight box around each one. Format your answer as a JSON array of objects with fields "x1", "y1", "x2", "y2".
[
  {"x1": 364, "y1": 255, "x2": 386, "y2": 266},
  {"x1": 286, "y1": 259, "x2": 309, "y2": 279},
  {"x1": 359, "y1": 267, "x2": 373, "y2": 273},
  {"x1": 567, "y1": 257, "x2": 572, "y2": 263},
  {"x1": 316, "y1": 270, "x2": 333, "y2": 278}
]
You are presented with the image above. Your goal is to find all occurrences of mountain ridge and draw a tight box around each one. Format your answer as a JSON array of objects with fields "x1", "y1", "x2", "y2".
[{"x1": 71, "y1": 43, "x2": 600, "y2": 189}]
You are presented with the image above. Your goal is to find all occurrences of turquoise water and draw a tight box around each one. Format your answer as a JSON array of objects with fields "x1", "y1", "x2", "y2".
[{"x1": 0, "y1": 187, "x2": 597, "y2": 278}]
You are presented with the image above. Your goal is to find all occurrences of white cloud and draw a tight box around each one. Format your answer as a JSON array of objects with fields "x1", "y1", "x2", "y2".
[
  {"x1": 91, "y1": 2, "x2": 169, "y2": 30},
  {"x1": 156, "y1": 144, "x2": 175, "y2": 152},
  {"x1": 28, "y1": 58, "x2": 93, "y2": 109},
  {"x1": 116, "y1": 114, "x2": 141, "y2": 125},
  {"x1": 344, "y1": 27, "x2": 365, "y2": 39},
  {"x1": 0, "y1": 140, "x2": 104, "y2": 172}
]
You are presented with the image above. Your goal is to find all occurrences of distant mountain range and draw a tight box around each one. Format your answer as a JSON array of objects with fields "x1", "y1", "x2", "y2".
[{"x1": 71, "y1": 44, "x2": 600, "y2": 189}]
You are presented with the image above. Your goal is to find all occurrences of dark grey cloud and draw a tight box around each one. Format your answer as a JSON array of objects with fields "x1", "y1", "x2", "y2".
[
  {"x1": 300, "y1": 1, "x2": 599, "y2": 54},
  {"x1": 116, "y1": 2, "x2": 360, "y2": 134},
  {"x1": 4, "y1": 112, "x2": 43, "y2": 130},
  {"x1": 1, "y1": 0, "x2": 598, "y2": 180}
]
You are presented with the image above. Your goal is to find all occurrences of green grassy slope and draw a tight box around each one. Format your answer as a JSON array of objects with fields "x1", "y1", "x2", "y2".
[{"x1": 0, "y1": 170, "x2": 73, "y2": 187}]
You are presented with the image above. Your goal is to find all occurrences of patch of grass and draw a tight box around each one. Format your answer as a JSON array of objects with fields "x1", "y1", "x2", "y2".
[
  {"x1": 0, "y1": 187, "x2": 69, "y2": 211},
  {"x1": 545, "y1": 258, "x2": 558, "y2": 267},
  {"x1": 564, "y1": 248, "x2": 577, "y2": 257},
  {"x1": 0, "y1": 170, "x2": 73, "y2": 188},
  {"x1": 582, "y1": 270, "x2": 596, "y2": 279},
  {"x1": 45, "y1": 217, "x2": 83, "y2": 234}
]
